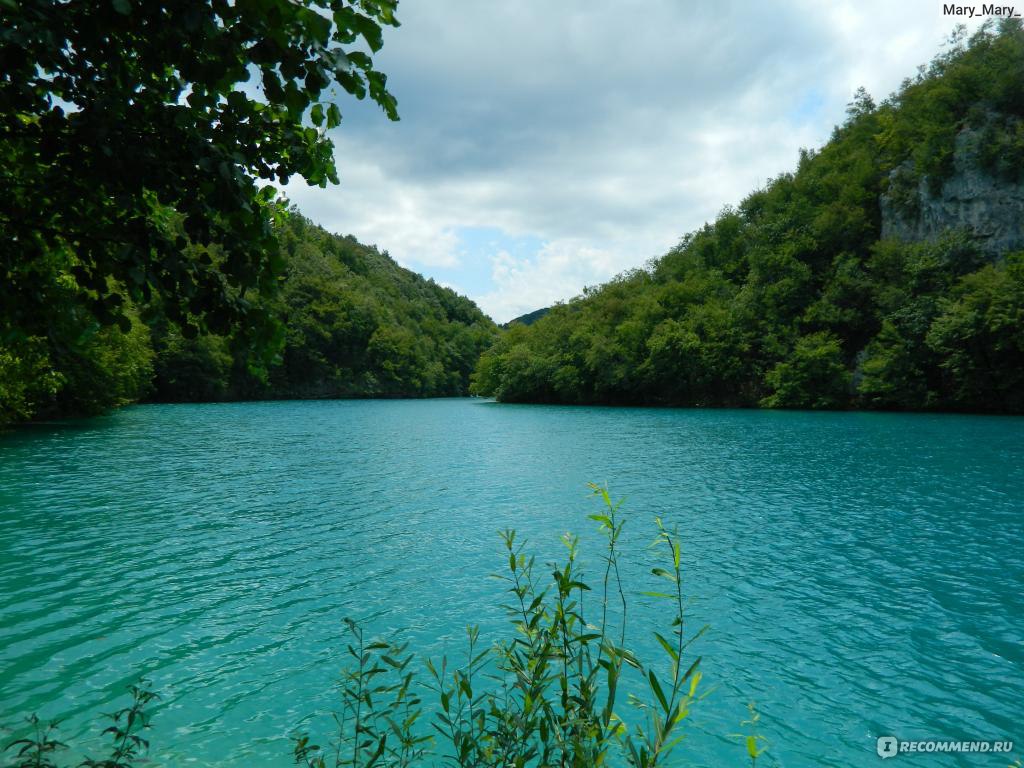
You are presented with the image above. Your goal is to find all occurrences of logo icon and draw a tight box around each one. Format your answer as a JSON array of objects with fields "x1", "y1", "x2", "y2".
[{"x1": 877, "y1": 736, "x2": 898, "y2": 759}]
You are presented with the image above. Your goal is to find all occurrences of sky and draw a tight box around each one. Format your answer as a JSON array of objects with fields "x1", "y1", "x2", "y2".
[{"x1": 284, "y1": 1, "x2": 985, "y2": 324}]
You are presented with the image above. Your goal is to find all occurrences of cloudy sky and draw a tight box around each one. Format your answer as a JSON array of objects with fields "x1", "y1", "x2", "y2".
[{"x1": 285, "y1": 1, "x2": 983, "y2": 323}]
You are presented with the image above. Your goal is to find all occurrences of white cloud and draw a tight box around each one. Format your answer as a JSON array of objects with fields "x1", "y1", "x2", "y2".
[
  {"x1": 285, "y1": 1, "x2": 986, "y2": 323},
  {"x1": 476, "y1": 240, "x2": 625, "y2": 322}
]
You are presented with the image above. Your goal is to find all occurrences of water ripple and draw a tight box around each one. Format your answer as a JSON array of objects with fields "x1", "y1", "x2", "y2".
[{"x1": 1, "y1": 401, "x2": 1022, "y2": 767}]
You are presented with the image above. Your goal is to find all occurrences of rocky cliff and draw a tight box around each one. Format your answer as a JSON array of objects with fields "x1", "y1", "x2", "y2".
[{"x1": 880, "y1": 122, "x2": 1024, "y2": 256}]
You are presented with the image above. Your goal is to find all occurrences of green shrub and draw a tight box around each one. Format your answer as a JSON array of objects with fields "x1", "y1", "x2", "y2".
[
  {"x1": 761, "y1": 332, "x2": 851, "y2": 409},
  {"x1": 0, "y1": 337, "x2": 63, "y2": 425},
  {"x1": 4, "y1": 683, "x2": 158, "y2": 768},
  {"x1": 5, "y1": 489, "x2": 767, "y2": 767},
  {"x1": 294, "y1": 485, "x2": 722, "y2": 768}
]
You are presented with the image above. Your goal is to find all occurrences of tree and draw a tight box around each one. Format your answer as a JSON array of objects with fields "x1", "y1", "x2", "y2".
[
  {"x1": 856, "y1": 320, "x2": 933, "y2": 409},
  {"x1": 1, "y1": 0, "x2": 400, "y2": 346},
  {"x1": 926, "y1": 254, "x2": 1024, "y2": 411},
  {"x1": 761, "y1": 332, "x2": 850, "y2": 409},
  {"x1": 472, "y1": 23, "x2": 1024, "y2": 414}
]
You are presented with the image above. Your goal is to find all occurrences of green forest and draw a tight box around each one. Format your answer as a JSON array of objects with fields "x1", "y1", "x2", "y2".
[
  {"x1": 0, "y1": 213, "x2": 498, "y2": 423},
  {"x1": 2, "y1": 7, "x2": 1023, "y2": 767},
  {"x1": 152, "y1": 214, "x2": 498, "y2": 402},
  {"x1": 473, "y1": 22, "x2": 1024, "y2": 413},
  {"x1": 4, "y1": 17, "x2": 1024, "y2": 425}
]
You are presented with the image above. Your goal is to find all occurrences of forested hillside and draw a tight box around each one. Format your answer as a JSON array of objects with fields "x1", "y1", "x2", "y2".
[
  {"x1": 504, "y1": 307, "x2": 551, "y2": 328},
  {"x1": 1, "y1": 213, "x2": 498, "y2": 424},
  {"x1": 149, "y1": 214, "x2": 498, "y2": 402},
  {"x1": 472, "y1": 21, "x2": 1024, "y2": 413},
  {"x1": 6, "y1": 21, "x2": 1024, "y2": 425}
]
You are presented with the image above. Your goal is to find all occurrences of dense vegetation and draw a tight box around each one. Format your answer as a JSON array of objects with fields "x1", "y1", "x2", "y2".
[
  {"x1": 1, "y1": 0, "x2": 398, "y2": 337},
  {"x1": 0, "y1": 212, "x2": 498, "y2": 423},
  {"x1": 6, "y1": 16, "x2": 1024, "y2": 425},
  {"x1": 504, "y1": 307, "x2": 551, "y2": 328},
  {"x1": 0, "y1": 0, "x2": 407, "y2": 424},
  {"x1": 150, "y1": 213, "x2": 498, "y2": 402},
  {"x1": 473, "y1": 22, "x2": 1024, "y2": 413},
  {"x1": 5, "y1": 488, "x2": 768, "y2": 768}
]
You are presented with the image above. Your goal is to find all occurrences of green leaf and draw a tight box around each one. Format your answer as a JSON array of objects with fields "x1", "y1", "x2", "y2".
[
  {"x1": 747, "y1": 735, "x2": 759, "y2": 758},
  {"x1": 327, "y1": 103, "x2": 342, "y2": 129},
  {"x1": 652, "y1": 567, "x2": 677, "y2": 582},
  {"x1": 654, "y1": 632, "x2": 679, "y2": 662},
  {"x1": 681, "y1": 656, "x2": 702, "y2": 683},
  {"x1": 284, "y1": 81, "x2": 307, "y2": 116},
  {"x1": 648, "y1": 671, "x2": 669, "y2": 714}
]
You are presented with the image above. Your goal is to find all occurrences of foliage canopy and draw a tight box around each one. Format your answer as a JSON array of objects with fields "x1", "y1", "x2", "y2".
[
  {"x1": 1, "y1": 0, "x2": 399, "y2": 340},
  {"x1": 472, "y1": 21, "x2": 1024, "y2": 413},
  {"x1": 0, "y1": 212, "x2": 498, "y2": 423}
]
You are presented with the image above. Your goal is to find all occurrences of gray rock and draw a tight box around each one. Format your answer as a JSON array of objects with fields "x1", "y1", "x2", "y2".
[{"x1": 880, "y1": 123, "x2": 1024, "y2": 256}]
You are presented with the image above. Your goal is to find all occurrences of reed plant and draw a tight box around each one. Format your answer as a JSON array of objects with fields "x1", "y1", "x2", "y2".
[
  {"x1": 4, "y1": 683, "x2": 157, "y2": 768},
  {"x1": 294, "y1": 483, "x2": 719, "y2": 767},
  {"x1": 6, "y1": 485, "x2": 764, "y2": 767}
]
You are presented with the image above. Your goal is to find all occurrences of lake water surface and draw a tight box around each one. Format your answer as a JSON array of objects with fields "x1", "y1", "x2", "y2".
[{"x1": 1, "y1": 399, "x2": 1022, "y2": 766}]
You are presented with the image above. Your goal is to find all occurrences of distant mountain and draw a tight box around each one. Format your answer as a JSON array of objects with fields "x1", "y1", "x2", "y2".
[
  {"x1": 504, "y1": 307, "x2": 551, "y2": 328},
  {"x1": 473, "y1": 22, "x2": 1024, "y2": 413}
]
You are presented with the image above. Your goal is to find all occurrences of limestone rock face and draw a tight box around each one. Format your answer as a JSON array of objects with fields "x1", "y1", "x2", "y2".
[{"x1": 880, "y1": 125, "x2": 1024, "y2": 256}]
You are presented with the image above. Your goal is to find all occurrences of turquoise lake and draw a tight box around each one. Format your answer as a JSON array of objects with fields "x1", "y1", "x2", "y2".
[{"x1": 1, "y1": 399, "x2": 1022, "y2": 766}]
